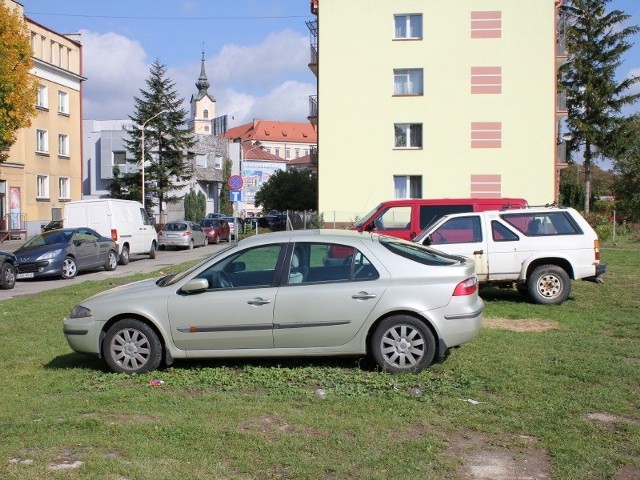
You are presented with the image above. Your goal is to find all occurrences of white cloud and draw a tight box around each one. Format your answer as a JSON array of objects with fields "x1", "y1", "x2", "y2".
[
  {"x1": 80, "y1": 28, "x2": 315, "y2": 124},
  {"x1": 79, "y1": 30, "x2": 149, "y2": 120}
]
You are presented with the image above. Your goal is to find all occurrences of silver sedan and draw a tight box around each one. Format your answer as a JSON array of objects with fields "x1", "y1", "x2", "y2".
[
  {"x1": 63, "y1": 230, "x2": 483, "y2": 374},
  {"x1": 158, "y1": 221, "x2": 208, "y2": 250}
]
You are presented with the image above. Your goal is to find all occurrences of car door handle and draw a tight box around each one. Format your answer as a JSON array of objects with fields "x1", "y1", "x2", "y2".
[
  {"x1": 247, "y1": 298, "x2": 272, "y2": 306},
  {"x1": 473, "y1": 250, "x2": 484, "y2": 255},
  {"x1": 352, "y1": 292, "x2": 377, "y2": 300}
]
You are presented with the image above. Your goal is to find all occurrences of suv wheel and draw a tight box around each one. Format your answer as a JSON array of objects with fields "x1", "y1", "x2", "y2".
[{"x1": 528, "y1": 265, "x2": 571, "y2": 305}]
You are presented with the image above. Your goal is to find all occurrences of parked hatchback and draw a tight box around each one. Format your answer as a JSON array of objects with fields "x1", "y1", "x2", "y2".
[
  {"x1": 198, "y1": 218, "x2": 230, "y2": 244},
  {"x1": 158, "y1": 221, "x2": 208, "y2": 250},
  {"x1": 63, "y1": 230, "x2": 483, "y2": 374},
  {"x1": 15, "y1": 228, "x2": 118, "y2": 280}
]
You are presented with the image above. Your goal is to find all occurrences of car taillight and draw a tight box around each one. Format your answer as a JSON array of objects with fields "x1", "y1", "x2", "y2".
[
  {"x1": 183, "y1": 232, "x2": 191, "y2": 237},
  {"x1": 111, "y1": 229, "x2": 118, "y2": 241},
  {"x1": 453, "y1": 277, "x2": 478, "y2": 296},
  {"x1": 594, "y1": 239, "x2": 600, "y2": 261}
]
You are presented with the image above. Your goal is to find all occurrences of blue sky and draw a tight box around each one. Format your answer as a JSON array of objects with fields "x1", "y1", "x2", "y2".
[{"x1": 21, "y1": 0, "x2": 640, "y2": 127}]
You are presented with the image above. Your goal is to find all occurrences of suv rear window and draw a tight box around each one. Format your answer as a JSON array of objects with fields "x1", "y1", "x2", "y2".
[
  {"x1": 380, "y1": 238, "x2": 463, "y2": 266},
  {"x1": 500, "y1": 211, "x2": 583, "y2": 236}
]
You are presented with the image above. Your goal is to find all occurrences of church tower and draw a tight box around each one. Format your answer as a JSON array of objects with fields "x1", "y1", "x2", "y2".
[{"x1": 188, "y1": 50, "x2": 216, "y2": 135}]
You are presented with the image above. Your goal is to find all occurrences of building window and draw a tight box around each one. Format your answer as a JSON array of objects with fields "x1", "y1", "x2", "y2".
[
  {"x1": 394, "y1": 69, "x2": 423, "y2": 95},
  {"x1": 204, "y1": 126, "x2": 210, "y2": 132},
  {"x1": 30, "y1": 32, "x2": 36, "y2": 53},
  {"x1": 274, "y1": 148, "x2": 280, "y2": 157},
  {"x1": 295, "y1": 148, "x2": 300, "y2": 158},
  {"x1": 40, "y1": 36, "x2": 46, "y2": 60},
  {"x1": 285, "y1": 148, "x2": 291, "y2": 159},
  {"x1": 59, "y1": 177, "x2": 70, "y2": 200},
  {"x1": 36, "y1": 129, "x2": 48, "y2": 153},
  {"x1": 471, "y1": 122, "x2": 502, "y2": 148},
  {"x1": 394, "y1": 14, "x2": 422, "y2": 39},
  {"x1": 113, "y1": 151, "x2": 126, "y2": 166},
  {"x1": 58, "y1": 44, "x2": 63, "y2": 66},
  {"x1": 195, "y1": 154, "x2": 207, "y2": 167},
  {"x1": 394, "y1": 123, "x2": 422, "y2": 148},
  {"x1": 471, "y1": 66, "x2": 502, "y2": 94},
  {"x1": 36, "y1": 84, "x2": 48, "y2": 108},
  {"x1": 471, "y1": 11, "x2": 502, "y2": 39},
  {"x1": 58, "y1": 134, "x2": 69, "y2": 156},
  {"x1": 50, "y1": 40, "x2": 56, "y2": 65},
  {"x1": 57, "y1": 91, "x2": 69, "y2": 114},
  {"x1": 37, "y1": 175, "x2": 50, "y2": 199},
  {"x1": 214, "y1": 155, "x2": 222, "y2": 169},
  {"x1": 394, "y1": 175, "x2": 422, "y2": 199},
  {"x1": 203, "y1": 109, "x2": 209, "y2": 119}
]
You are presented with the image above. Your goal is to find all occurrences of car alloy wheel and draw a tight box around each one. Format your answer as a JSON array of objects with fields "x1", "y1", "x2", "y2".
[
  {"x1": 372, "y1": 315, "x2": 435, "y2": 374},
  {"x1": 61, "y1": 256, "x2": 78, "y2": 279},
  {"x1": 104, "y1": 318, "x2": 162, "y2": 374}
]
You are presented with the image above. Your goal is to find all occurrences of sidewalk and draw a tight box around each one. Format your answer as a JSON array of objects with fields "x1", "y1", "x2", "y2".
[{"x1": 0, "y1": 239, "x2": 26, "y2": 253}]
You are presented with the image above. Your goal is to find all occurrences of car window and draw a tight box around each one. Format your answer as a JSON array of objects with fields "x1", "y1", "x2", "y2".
[
  {"x1": 374, "y1": 206, "x2": 411, "y2": 230},
  {"x1": 419, "y1": 204, "x2": 473, "y2": 229},
  {"x1": 381, "y1": 238, "x2": 462, "y2": 266},
  {"x1": 491, "y1": 221, "x2": 519, "y2": 241},
  {"x1": 196, "y1": 244, "x2": 284, "y2": 289},
  {"x1": 430, "y1": 216, "x2": 482, "y2": 244},
  {"x1": 286, "y1": 242, "x2": 379, "y2": 285},
  {"x1": 501, "y1": 211, "x2": 582, "y2": 236}
]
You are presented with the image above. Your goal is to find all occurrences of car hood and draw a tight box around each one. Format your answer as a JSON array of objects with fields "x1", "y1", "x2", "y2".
[
  {"x1": 85, "y1": 277, "x2": 160, "y2": 301},
  {"x1": 14, "y1": 242, "x2": 68, "y2": 260}
]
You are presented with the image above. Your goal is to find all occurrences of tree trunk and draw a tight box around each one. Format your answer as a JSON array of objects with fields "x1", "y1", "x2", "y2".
[{"x1": 583, "y1": 141, "x2": 592, "y2": 214}]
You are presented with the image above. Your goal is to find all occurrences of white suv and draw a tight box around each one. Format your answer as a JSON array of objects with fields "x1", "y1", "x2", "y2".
[{"x1": 414, "y1": 206, "x2": 606, "y2": 305}]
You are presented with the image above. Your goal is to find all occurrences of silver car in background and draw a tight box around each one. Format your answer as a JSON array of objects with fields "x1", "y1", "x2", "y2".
[
  {"x1": 64, "y1": 230, "x2": 483, "y2": 374},
  {"x1": 158, "y1": 221, "x2": 208, "y2": 250}
]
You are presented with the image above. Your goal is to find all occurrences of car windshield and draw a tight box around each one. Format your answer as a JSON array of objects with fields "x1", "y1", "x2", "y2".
[
  {"x1": 199, "y1": 220, "x2": 219, "y2": 227},
  {"x1": 22, "y1": 230, "x2": 73, "y2": 247},
  {"x1": 380, "y1": 237, "x2": 464, "y2": 266},
  {"x1": 162, "y1": 243, "x2": 237, "y2": 287},
  {"x1": 352, "y1": 204, "x2": 382, "y2": 227}
]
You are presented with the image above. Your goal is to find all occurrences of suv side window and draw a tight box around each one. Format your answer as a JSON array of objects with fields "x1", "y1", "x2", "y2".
[
  {"x1": 501, "y1": 212, "x2": 583, "y2": 236},
  {"x1": 491, "y1": 221, "x2": 519, "y2": 241},
  {"x1": 430, "y1": 216, "x2": 482, "y2": 244}
]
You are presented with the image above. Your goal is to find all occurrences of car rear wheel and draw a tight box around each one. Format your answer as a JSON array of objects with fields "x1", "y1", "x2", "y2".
[
  {"x1": 103, "y1": 318, "x2": 162, "y2": 374},
  {"x1": 0, "y1": 262, "x2": 16, "y2": 289},
  {"x1": 149, "y1": 242, "x2": 157, "y2": 259},
  {"x1": 188, "y1": 239, "x2": 194, "y2": 250},
  {"x1": 214, "y1": 233, "x2": 220, "y2": 245},
  {"x1": 61, "y1": 256, "x2": 78, "y2": 279},
  {"x1": 528, "y1": 265, "x2": 571, "y2": 305},
  {"x1": 104, "y1": 250, "x2": 118, "y2": 271},
  {"x1": 203, "y1": 236, "x2": 209, "y2": 247},
  {"x1": 371, "y1": 315, "x2": 435, "y2": 373},
  {"x1": 119, "y1": 245, "x2": 130, "y2": 265}
]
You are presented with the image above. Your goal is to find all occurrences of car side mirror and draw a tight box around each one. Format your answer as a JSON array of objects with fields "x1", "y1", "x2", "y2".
[{"x1": 180, "y1": 278, "x2": 209, "y2": 294}]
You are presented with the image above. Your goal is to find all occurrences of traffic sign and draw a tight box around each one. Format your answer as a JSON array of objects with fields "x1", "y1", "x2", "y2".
[
  {"x1": 228, "y1": 175, "x2": 243, "y2": 190},
  {"x1": 230, "y1": 190, "x2": 242, "y2": 202}
]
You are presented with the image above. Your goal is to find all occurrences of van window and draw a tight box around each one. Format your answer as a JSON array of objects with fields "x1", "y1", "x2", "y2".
[
  {"x1": 139, "y1": 208, "x2": 152, "y2": 226},
  {"x1": 419, "y1": 205, "x2": 473, "y2": 229},
  {"x1": 374, "y1": 206, "x2": 411, "y2": 230}
]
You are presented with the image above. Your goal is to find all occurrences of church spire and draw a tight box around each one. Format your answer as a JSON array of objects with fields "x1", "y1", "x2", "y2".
[{"x1": 195, "y1": 49, "x2": 211, "y2": 100}]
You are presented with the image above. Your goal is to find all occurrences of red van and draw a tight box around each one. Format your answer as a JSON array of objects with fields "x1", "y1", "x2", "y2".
[{"x1": 350, "y1": 198, "x2": 528, "y2": 241}]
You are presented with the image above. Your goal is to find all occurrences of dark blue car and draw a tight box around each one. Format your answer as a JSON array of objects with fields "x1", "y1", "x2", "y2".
[{"x1": 15, "y1": 227, "x2": 118, "y2": 280}]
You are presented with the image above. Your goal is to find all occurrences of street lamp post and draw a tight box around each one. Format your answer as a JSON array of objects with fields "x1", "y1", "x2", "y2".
[{"x1": 140, "y1": 109, "x2": 168, "y2": 208}]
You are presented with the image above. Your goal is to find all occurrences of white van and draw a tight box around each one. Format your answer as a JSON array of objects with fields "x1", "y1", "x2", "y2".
[{"x1": 63, "y1": 199, "x2": 158, "y2": 265}]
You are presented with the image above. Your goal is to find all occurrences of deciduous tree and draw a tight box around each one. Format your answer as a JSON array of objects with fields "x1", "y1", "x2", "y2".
[
  {"x1": 0, "y1": 2, "x2": 37, "y2": 161},
  {"x1": 254, "y1": 169, "x2": 317, "y2": 213}
]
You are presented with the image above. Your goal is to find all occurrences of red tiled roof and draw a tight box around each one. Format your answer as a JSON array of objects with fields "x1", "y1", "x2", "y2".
[
  {"x1": 225, "y1": 119, "x2": 317, "y2": 143},
  {"x1": 242, "y1": 143, "x2": 288, "y2": 162}
]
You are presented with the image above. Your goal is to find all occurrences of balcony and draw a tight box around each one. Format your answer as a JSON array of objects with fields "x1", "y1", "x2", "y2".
[
  {"x1": 310, "y1": 145, "x2": 318, "y2": 166},
  {"x1": 306, "y1": 20, "x2": 318, "y2": 76},
  {"x1": 557, "y1": 141, "x2": 568, "y2": 165},
  {"x1": 556, "y1": 14, "x2": 568, "y2": 65},
  {"x1": 308, "y1": 95, "x2": 317, "y2": 126}
]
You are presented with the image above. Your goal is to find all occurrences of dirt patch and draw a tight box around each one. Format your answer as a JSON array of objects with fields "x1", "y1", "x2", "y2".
[
  {"x1": 484, "y1": 317, "x2": 560, "y2": 332},
  {"x1": 81, "y1": 412, "x2": 160, "y2": 425},
  {"x1": 585, "y1": 412, "x2": 640, "y2": 427},
  {"x1": 616, "y1": 466, "x2": 640, "y2": 480},
  {"x1": 446, "y1": 430, "x2": 552, "y2": 479}
]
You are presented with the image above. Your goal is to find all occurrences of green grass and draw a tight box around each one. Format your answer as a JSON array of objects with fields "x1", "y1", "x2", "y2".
[{"x1": 0, "y1": 240, "x2": 638, "y2": 479}]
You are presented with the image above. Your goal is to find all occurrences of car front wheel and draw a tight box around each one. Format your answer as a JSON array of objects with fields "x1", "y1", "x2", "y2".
[
  {"x1": 0, "y1": 262, "x2": 16, "y2": 289},
  {"x1": 527, "y1": 265, "x2": 571, "y2": 305},
  {"x1": 371, "y1": 315, "x2": 436, "y2": 373},
  {"x1": 103, "y1": 318, "x2": 162, "y2": 374},
  {"x1": 149, "y1": 242, "x2": 157, "y2": 259},
  {"x1": 61, "y1": 256, "x2": 78, "y2": 279}
]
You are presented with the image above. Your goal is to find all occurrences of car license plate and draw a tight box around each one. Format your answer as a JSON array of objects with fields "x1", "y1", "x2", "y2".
[{"x1": 17, "y1": 272, "x2": 34, "y2": 279}]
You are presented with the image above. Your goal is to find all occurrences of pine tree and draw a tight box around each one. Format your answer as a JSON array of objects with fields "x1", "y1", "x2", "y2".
[
  {"x1": 116, "y1": 59, "x2": 196, "y2": 216},
  {"x1": 559, "y1": 0, "x2": 639, "y2": 213}
]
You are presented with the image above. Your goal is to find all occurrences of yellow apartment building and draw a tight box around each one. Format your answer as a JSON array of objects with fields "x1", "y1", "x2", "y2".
[
  {"x1": 1, "y1": 0, "x2": 83, "y2": 238},
  {"x1": 309, "y1": 0, "x2": 567, "y2": 224}
]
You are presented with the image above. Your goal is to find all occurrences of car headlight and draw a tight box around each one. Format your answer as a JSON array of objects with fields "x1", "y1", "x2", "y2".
[
  {"x1": 69, "y1": 305, "x2": 92, "y2": 318},
  {"x1": 36, "y1": 249, "x2": 62, "y2": 261}
]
